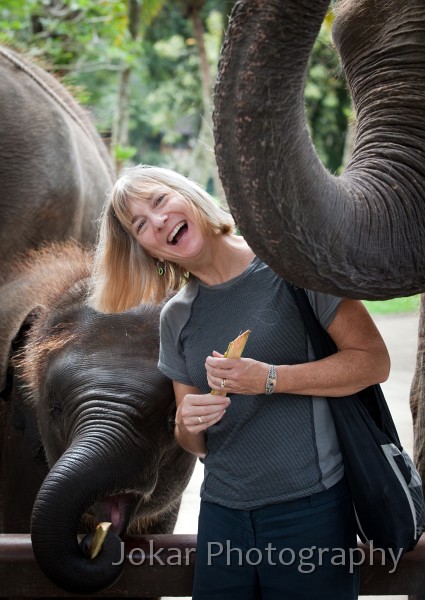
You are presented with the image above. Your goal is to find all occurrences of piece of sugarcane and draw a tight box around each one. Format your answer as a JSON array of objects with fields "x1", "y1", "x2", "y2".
[
  {"x1": 90, "y1": 522, "x2": 112, "y2": 559},
  {"x1": 211, "y1": 329, "x2": 251, "y2": 396}
]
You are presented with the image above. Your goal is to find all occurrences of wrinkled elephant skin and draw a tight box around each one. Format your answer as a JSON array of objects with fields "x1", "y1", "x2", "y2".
[{"x1": 0, "y1": 46, "x2": 114, "y2": 266}]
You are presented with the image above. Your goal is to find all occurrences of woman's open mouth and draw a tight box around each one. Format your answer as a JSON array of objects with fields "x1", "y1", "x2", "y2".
[{"x1": 167, "y1": 221, "x2": 188, "y2": 244}]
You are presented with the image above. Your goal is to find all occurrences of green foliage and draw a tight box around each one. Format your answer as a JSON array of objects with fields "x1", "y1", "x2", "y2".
[
  {"x1": 0, "y1": 1, "x2": 350, "y2": 172},
  {"x1": 133, "y1": 4, "x2": 224, "y2": 166},
  {"x1": 363, "y1": 296, "x2": 421, "y2": 315},
  {"x1": 114, "y1": 143, "x2": 137, "y2": 162},
  {"x1": 0, "y1": 1, "x2": 129, "y2": 64}
]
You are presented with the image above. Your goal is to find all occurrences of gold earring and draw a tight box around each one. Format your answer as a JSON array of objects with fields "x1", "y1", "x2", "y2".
[{"x1": 157, "y1": 261, "x2": 166, "y2": 276}]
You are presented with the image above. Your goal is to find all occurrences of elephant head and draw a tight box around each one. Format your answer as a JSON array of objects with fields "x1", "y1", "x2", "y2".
[
  {"x1": 213, "y1": 0, "x2": 425, "y2": 300},
  {"x1": 1, "y1": 244, "x2": 195, "y2": 594}
]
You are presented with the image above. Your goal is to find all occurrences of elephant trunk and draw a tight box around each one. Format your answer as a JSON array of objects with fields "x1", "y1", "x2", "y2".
[
  {"x1": 213, "y1": 0, "x2": 425, "y2": 299},
  {"x1": 31, "y1": 436, "x2": 155, "y2": 594}
]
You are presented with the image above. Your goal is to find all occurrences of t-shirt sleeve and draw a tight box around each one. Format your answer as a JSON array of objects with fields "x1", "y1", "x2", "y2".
[
  {"x1": 305, "y1": 289, "x2": 343, "y2": 329},
  {"x1": 158, "y1": 300, "x2": 194, "y2": 386}
]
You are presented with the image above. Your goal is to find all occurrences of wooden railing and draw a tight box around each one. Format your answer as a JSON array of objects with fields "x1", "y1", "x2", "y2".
[{"x1": 0, "y1": 534, "x2": 424, "y2": 597}]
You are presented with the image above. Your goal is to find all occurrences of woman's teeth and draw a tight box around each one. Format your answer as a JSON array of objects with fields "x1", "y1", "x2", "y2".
[{"x1": 168, "y1": 221, "x2": 186, "y2": 244}]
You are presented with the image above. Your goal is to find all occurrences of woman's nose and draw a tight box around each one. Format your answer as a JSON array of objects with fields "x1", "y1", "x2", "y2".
[{"x1": 153, "y1": 213, "x2": 167, "y2": 228}]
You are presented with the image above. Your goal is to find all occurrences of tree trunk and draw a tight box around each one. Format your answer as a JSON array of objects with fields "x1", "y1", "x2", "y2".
[
  {"x1": 111, "y1": 65, "x2": 131, "y2": 154},
  {"x1": 191, "y1": 6, "x2": 212, "y2": 121},
  {"x1": 188, "y1": 3, "x2": 225, "y2": 202},
  {"x1": 111, "y1": 0, "x2": 141, "y2": 170}
]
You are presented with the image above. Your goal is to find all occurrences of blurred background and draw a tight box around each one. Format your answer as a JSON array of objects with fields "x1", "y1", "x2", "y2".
[{"x1": 0, "y1": 1, "x2": 349, "y2": 191}]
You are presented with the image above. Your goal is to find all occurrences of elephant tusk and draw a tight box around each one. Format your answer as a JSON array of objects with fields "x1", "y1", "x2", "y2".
[{"x1": 89, "y1": 522, "x2": 112, "y2": 559}]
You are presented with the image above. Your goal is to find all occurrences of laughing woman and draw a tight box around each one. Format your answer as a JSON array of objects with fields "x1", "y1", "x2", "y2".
[{"x1": 89, "y1": 164, "x2": 390, "y2": 600}]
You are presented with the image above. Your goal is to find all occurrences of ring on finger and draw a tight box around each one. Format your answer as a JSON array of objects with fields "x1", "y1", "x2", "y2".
[
  {"x1": 198, "y1": 416, "x2": 203, "y2": 424},
  {"x1": 220, "y1": 378, "x2": 226, "y2": 389}
]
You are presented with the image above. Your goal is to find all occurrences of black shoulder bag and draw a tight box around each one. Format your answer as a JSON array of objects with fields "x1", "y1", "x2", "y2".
[{"x1": 288, "y1": 283, "x2": 425, "y2": 556}]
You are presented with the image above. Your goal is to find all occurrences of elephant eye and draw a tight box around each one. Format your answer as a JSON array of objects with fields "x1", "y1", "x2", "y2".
[{"x1": 49, "y1": 397, "x2": 62, "y2": 418}]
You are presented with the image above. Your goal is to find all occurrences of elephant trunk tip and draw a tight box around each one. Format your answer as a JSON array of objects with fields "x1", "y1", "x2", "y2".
[{"x1": 32, "y1": 529, "x2": 125, "y2": 595}]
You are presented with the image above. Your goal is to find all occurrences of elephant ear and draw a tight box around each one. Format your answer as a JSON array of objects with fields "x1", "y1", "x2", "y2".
[
  {"x1": 0, "y1": 241, "x2": 91, "y2": 395},
  {"x1": 0, "y1": 297, "x2": 46, "y2": 395}
]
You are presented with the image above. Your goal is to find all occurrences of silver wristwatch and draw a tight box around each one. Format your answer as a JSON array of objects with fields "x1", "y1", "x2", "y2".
[{"x1": 265, "y1": 364, "x2": 277, "y2": 395}]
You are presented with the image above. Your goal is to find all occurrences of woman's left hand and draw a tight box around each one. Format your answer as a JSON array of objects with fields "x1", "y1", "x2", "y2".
[{"x1": 206, "y1": 351, "x2": 270, "y2": 395}]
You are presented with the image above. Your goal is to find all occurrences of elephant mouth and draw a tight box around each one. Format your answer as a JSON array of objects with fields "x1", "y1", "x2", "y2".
[{"x1": 83, "y1": 492, "x2": 140, "y2": 537}]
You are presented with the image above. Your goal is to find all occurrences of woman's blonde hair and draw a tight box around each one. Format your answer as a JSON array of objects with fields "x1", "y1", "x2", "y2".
[{"x1": 88, "y1": 164, "x2": 235, "y2": 312}]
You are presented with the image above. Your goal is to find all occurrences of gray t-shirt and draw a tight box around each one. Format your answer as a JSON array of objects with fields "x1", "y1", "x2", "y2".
[{"x1": 158, "y1": 256, "x2": 344, "y2": 510}]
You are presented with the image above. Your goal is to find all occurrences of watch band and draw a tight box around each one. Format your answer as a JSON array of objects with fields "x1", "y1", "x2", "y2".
[{"x1": 265, "y1": 364, "x2": 277, "y2": 395}]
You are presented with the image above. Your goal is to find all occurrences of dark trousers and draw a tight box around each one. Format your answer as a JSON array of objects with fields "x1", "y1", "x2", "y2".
[{"x1": 193, "y1": 478, "x2": 359, "y2": 599}]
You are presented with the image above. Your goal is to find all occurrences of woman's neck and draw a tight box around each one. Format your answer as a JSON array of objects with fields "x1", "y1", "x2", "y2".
[{"x1": 185, "y1": 234, "x2": 255, "y2": 286}]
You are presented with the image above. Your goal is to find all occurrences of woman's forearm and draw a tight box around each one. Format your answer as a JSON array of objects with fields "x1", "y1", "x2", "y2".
[
  {"x1": 173, "y1": 383, "x2": 229, "y2": 458},
  {"x1": 275, "y1": 346, "x2": 390, "y2": 397},
  {"x1": 174, "y1": 422, "x2": 207, "y2": 459}
]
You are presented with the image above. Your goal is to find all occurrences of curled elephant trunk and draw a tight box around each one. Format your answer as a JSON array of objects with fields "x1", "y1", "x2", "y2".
[
  {"x1": 31, "y1": 438, "x2": 153, "y2": 594},
  {"x1": 213, "y1": 0, "x2": 425, "y2": 299}
]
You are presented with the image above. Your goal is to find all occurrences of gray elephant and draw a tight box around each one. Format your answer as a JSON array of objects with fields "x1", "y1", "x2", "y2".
[
  {"x1": 213, "y1": 0, "x2": 425, "y2": 499},
  {"x1": 0, "y1": 243, "x2": 196, "y2": 594},
  {"x1": 0, "y1": 46, "x2": 114, "y2": 265}
]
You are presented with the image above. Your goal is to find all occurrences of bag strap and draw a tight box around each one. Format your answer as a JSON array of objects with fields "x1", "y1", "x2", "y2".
[
  {"x1": 286, "y1": 283, "x2": 335, "y2": 360},
  {"x1": 287, "y1": 282, "x2": 401, "y2": 446}
]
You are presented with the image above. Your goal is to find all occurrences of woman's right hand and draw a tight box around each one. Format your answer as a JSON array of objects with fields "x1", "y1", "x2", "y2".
[
  {"x1": 172, "y1": 382, "x2": 230, "y2": 458},
  {"x1": 176, "y1": 392, "x2": 230, "y2": 433}
]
